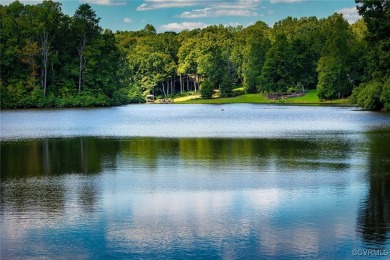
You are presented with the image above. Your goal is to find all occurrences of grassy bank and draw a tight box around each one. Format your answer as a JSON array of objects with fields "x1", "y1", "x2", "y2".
[{"x1": 175, "y1": 89, "x2": 351, "y2": 105}]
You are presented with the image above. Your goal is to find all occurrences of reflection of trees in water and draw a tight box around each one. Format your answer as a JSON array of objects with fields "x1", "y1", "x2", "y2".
[
  {"x1": 125, "y1": 137, "x2": 352, "y2": 172},
  {"x1": 0, "y1": 136, "x2": 354, "y2": 216},
  {"x1": 1, "y1": 138, "x2": 119, "y2": 214},
  {"x1": 1, "y1": 137, "x2": 353, "y2": 179},
  {"x1": 0, "y1": 180, "x2": 66, "y2": 217},
  {"x1": 1, "y1": 138, "x2": 119, "y2": 179},
  {"x1": 78, "y1": 182, "x2": 98, "y2": 212},
  {"x1": 357, "y1": 130, "x2": 390, "y2": 245}
]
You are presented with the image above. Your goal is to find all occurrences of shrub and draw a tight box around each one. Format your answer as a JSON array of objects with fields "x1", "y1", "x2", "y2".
[
  {"x1": 232, "y1": 87, "x2": 245, "y2": 97},
  {"x1": 380, "y1": 78, "x2": 390, "y2": 111},
  {"x1": 351, "y1": 81, "x2": 383, "y2": 110},
  {"x1": 220, "y1": 75, "x2": 233, "y2": 98},
  {"x1": 200, "y1": 79, "x2": 214, "y2": 99}
]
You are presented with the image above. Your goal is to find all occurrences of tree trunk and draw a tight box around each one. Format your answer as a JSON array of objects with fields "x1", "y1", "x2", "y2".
[
  {"x1": 186, "y1": 74, "x2": 189, "y2": 92},
  {"x1": 41, "y1": 28, "x2": 52, "y2": 97},
  {"x1": 78, "y1": 33, "x2": 87, "y2": 93},
  {"x1": 162, "y1": 82, "x2": 166, "y2": 97},
  {"x1": 51, "y1": 59, "x2": 55, "y2": 88},
  {"x1": 180, "y1": 74, "x2": 183, "y2": 93},
  {"x1": 171, "y1": 77, "x2": 173, "y2": 95},
  {"x1": 193, "y1": 75, "x2": 196, "y2": 92}
]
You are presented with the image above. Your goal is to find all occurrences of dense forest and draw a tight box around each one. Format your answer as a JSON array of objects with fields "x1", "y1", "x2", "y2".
[{"x1": 1, "y1": 0, "x2": 389, "y2": 110}]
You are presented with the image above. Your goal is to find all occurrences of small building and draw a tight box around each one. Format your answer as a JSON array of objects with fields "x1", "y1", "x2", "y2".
[{"x1": 145, "y1": 94, "x2": 155, "y2": 103}]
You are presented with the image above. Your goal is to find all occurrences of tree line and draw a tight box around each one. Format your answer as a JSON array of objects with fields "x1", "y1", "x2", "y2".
[
  {"x1": 1, "y1": 0, "x2": 389, "y2": 110},
  {"x1": 1, "y1": 1, "x2": 133, "y2": 108}
]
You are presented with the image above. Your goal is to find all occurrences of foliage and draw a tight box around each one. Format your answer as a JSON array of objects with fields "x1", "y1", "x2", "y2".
[
  {"x1": 381, "y1": 79, "x2": 390, "y2": 111},
  {"x1": 178, "y1": 89, "x2": 349, "y2": 105},
  {"x1": 1, "y1": 0, "x2": 387, "y2": 110},
  {"x1": 317, "y1": 13, "x2": 364, "y2": 99},
  {"x1": 351, "y1": 81, "x2": 383, "y2": 110},
  {"x1": 1, "y1": 1, "x2": 134, "y2": 108},
  {"x1": 220, "y1": 74, "x2": 233, "y2": 97},
  {"x1": 351, "y1": 78, "x2": 390, "y2": 111},
  {"x1": 350, "y1": 0, "x2": 390, "y2": 110},
  {"x1": 200, "y1": 79, "x2": 214, "y2": 99}
]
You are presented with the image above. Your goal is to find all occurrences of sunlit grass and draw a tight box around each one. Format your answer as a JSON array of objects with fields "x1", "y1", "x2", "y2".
[
  {"x1": 176, "y1": 89, "x2": 351, "y2": 105},
  {"x1": 179, "y1": 93, "x2": 269, "y2": 104}
]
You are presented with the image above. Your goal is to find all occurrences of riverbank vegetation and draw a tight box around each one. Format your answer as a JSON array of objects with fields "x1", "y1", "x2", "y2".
[
  {"x1": 177, "y1": 89, "x2": 350, "y2": 105},
  {"x1": 1, "y1": 0, "x2": 389, "y2": 110}
]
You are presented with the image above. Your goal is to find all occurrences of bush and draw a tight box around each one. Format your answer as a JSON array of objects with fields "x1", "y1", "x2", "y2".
[
  {"x1": 200, "y1": 79, "x2": 214, "y2": 99},
  {"x1": 112, "y1": 88, "x2": 130, "y2": 105},
  {"x1": 351, "y1": 81, "x2": 383, "y2": 110},
  {"x1": 30, "y1": 88, "x2": 47, "y2": 108},
  {"x1": 380, "y1": 78, "x2": 390, "y2": 111},
  {"x1": 126, "y1": 84, "x2": 144, "y2": 103},
  {"x1": 220, "y1": 74, "x2": 233, "y2": 98},
  {"x1": 232, "y1": 87, "x2": 245, "y2": 97}
]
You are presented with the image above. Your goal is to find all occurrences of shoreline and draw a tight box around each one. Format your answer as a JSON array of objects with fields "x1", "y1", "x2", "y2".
[{"x1": 174, "y1": 90, "x2": 352, "y2": 106}]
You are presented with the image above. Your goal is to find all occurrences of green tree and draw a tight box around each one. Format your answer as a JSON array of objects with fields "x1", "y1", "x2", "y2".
[
  {"x1": 72, "y1": 4, "x2": 101, "y2": 92},
  {"x1": 200, "y1": 79, "x2": 214, "y2": 99},
  {"x1": 317, "y1": 13, "x2": 361, "y2": 99},
  {"x1": 240, "y1": 22, "x2": 270, "y2": 93},
  {"x1": 355, "y1": 0, "x2": 390, "y2": 79},
  {"x1": 350, "y1": 0, "x2": 390, "y2": 110},
  {"x1": 35, "y1": 0, "x2": 64, "y2": 96},
  {"x1": 260, "y1": 34, "x2": 294, "y2": 93}
]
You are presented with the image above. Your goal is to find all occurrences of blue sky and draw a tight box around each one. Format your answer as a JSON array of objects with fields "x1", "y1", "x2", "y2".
[{"x1": 8, "y1": 0, "x2": 360, "y2": 32}]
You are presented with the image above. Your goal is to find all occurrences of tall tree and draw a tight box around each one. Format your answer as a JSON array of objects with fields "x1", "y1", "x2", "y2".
[
  {"x1": 72, "y1": 4, "x2": 101, "y2": 92},
  {"x1": 36, "y1": 0, "x2": 63, "y2": 96},
  {"x1": 260, "y1": 34, "x2": 295, "y2": 93},
  {"x1": 317, "y1": 13, "x2": 360, "y2": 99},
  {"x1": 350, "y1": 0, "x2": 390, "y2": 110},
  {"x1": 239, "y1": 22, "x2": 270, "y2": 93},
  {"x1": 355, "y1": 0, "x2": 390, "y2": 79}
]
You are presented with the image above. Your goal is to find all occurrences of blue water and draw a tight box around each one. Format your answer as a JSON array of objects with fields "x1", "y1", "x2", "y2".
[{"x1": 1, "y1": 104, "x2": 389, "y2": 259}]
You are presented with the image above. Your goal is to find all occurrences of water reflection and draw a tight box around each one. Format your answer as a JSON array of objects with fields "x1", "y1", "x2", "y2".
[
  {"x1": 1, "y1": 138, "x2": 118, "y2": 178},
  {"x1": 1, "y1": 134, "x2": 389, "y2": 258},
  {"x1": 1, "y1": 137, "x2": 353, "y2": 180},
  {"x1": 357, "y1": 130, "x2": 390, "y2": 246}
]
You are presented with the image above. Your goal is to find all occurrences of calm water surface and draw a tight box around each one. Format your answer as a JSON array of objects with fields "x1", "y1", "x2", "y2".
[{"x1": 1, "y1": 104, "x2": 390, "y2": 259}]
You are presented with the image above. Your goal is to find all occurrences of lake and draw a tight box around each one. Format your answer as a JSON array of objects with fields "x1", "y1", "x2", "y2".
[{"x1": 1, "y1": 104, "x2": 390, "y2": 259}]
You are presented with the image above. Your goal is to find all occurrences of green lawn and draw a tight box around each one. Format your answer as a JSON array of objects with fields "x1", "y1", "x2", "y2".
[
  {"x1": 177, "y1": 89, "x2": 351, "y2": 105},
  {"x1": 179, "y1": 93, "x2": 269, "y2": 104},
  {"x1": 273, "y1": 90, "x2": 350, "y2": 104}
]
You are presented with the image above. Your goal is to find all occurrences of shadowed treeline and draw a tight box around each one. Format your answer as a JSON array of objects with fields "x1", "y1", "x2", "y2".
[
  {"x1": 1, "y1": 138, "x2": 119, "y2": 179},
  {"x1": 357, "y1": 130, "x2": 390, "y2": 245},
  {"x1": 1, "y1": 136, "x2": 355, "y2": 223},
  {"x1": 1, "y1": 137, "x2": 353, "y2": 180}
]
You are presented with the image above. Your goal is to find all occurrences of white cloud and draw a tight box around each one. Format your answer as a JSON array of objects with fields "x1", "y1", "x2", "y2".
[
  {"x1": 179, "y1": 8, "x2": 212, "y2": 18},
  {"x1": 214, "y1": 0, "x2": 261, "y2": 9},
  {"x1": 137, "y1": 0, "x2": 262, "y2": 11},
  {"x1": 179, "y1": 7, "x2": 258, "y2": 18},
  {"x1": 1, "y1": 0, "x2": 42, "y2": 4},
  {"x1": 270, "y1": 0, "x2": 302, "y2": 3},
  {"x1": 159, "y1": 22, "x2": 209, "y2": 32},
  {"x1": 123, "y1": 18, "x2": 133, "y2": 23},
  {"x1": 137, "y1": 0, "x2": 199, "y2": 11},
  {"x1": 81, "y1": 0, "x2": 126, "y2": 6},
  {"x1": 336, "y1": 7, "x2": 360, "y2": 24}
]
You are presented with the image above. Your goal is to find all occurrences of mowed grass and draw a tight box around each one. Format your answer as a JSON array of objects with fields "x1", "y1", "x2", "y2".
[
  {"x1": 176, "y1": 89, "x2": 351, "y2": 105},
  {"x1": 179, "y1": 93, "x2": 269, "y2": 104},
  {"x1": 274, "y1": 89, "x2": 350, "y2": 104}
]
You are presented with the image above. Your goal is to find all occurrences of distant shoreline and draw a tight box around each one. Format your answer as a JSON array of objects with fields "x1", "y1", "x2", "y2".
[{"x1": 174, "y1": 90, "x2": 352, "y2": 106}]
